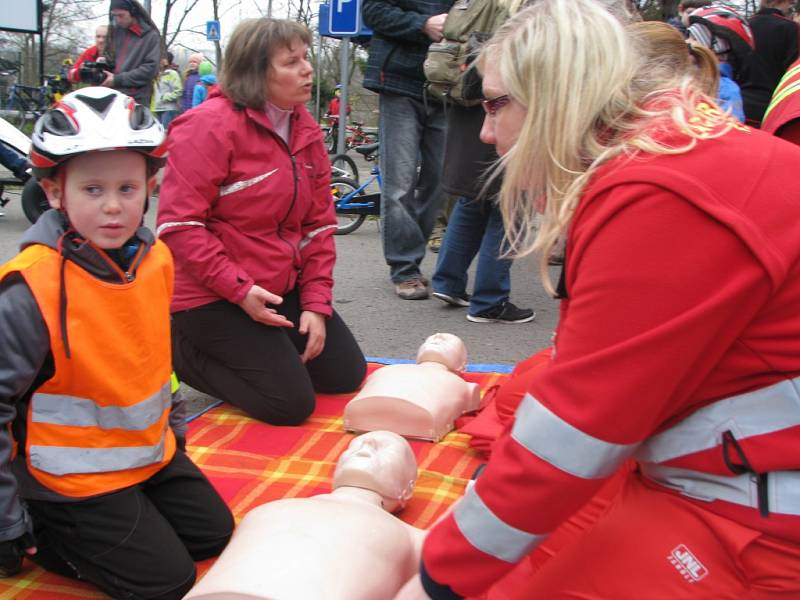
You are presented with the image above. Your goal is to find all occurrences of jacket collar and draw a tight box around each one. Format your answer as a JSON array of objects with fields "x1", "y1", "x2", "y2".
[{"x1": 20, "y1": 209, "x2": 155, "y2": 283}]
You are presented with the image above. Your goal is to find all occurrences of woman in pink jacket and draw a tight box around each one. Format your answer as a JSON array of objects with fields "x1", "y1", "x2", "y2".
[{"x1": 156, "y1": 19, "x2": 366, "y2": 424}]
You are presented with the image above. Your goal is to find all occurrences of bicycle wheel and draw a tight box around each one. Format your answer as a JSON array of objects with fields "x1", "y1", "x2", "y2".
[
  {"x1": 21, "y1": 178, "x2": 50, "y2": 224},
  {"x1": 325, "y1": 126, "x2": 338, "y2": 154},
  {"x1": 330, "y1": 177, "x2": 367, "y2": 235},
  {"x1": 9, "y1": 102, "x2": 27, "y2": 129},
  {"x1": 330, "y1": 153, "x2": 359, "y2": 184}
]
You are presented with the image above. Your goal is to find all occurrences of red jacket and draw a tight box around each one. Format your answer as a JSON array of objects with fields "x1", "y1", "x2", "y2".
[
  {"x1": 67, "y1": 45, "x2": 99, "y2": 83},
  {"x1": 421, "y1": 110, "x2": 800, "y2": 598},
  {"x1": 156, "y1": 91, "x2": 337, "y2": 316}
]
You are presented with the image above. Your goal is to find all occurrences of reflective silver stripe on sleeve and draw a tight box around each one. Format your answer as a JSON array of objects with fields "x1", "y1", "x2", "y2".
[
  {"x1": 636, "y1": 377, "x2": 800, "y2": 464},
  {"x1": 453, "y1": 487, "x2": 547, "y2": 563},
  {"x1": 31, "y1": 383, "x2": 171, "y2": 431},
  {"x1": 155, "y1": 221, "x2": 206, "y2": 237},
  {"x1": 512, "y1": 394, "x2": 637, "y2": 479},
  {"x1": 219, "y1": 168, "x2": 279, "y2": 197},
  {"x1": 298, "y1": 224, "x2": 338, "y2": 250},
  {"x1": 29, "y1": 437, "x2": 166, "y2": 475},
  {"x1": 641, "y1": 463, "x2": 800, "y2": 516}
]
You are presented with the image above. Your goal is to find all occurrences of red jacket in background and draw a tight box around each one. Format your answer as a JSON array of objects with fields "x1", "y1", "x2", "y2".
[
  {"x1": 67, "y1": 45, "x2": 99, "y2": 83},
  {"x1": 156, "y1": 91, "x2": 337, "y2": 316}
]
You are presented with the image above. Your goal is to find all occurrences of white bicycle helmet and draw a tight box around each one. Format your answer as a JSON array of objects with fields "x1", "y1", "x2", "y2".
[{"x1": 29, "y1": 87, "x2": 167, "y2": 179}]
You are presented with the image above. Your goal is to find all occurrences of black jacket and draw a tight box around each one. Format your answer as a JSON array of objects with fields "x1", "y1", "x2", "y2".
[
  {"x1": 742, "y1": 7, "x2": 800, "y2": 123},
  {"x1": 441, "y1": 104, "x2": 500, "y2": 201},
  {"x1": 362, "y1": 0, "x2": 454, "y2": 100}
]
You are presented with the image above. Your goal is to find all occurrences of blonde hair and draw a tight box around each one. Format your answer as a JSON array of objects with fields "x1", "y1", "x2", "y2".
[
  {"x1": 630, "y1": 21, "x2": 719, "y2": 97},
  {"x1": 482, "y1": 0, "x2": 734, "y2": 294},
  {"x1": 220, "y1": 18, "x2": 311, "y2": 109}
]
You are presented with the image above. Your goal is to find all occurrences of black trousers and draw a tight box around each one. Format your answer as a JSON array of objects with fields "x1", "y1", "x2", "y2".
[
  {"x1": 26, "y1": 451, "x2": 234, "y2": 600},
  {"x1": 171, "y1": 288, "x2": 367, "y2": 425}
]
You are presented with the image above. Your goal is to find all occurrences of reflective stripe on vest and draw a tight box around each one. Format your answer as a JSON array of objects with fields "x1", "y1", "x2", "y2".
[
  {"x1": 32, "y1": 382, "x2": 170, "y2": 430},
  {"x1": 512, "y1": 393, "x2": 637, "y2": 479},
  {"x1": 30, "y1": 436, "x2": 167, "y2": 476},
  {"x1": 635, "y1": 377, "x2": 800, "y2": 464},
  {"x1": 641, "y1": 463, "x2": 800, "y2": 516},
  {"x1": 453, "y1": 486, "x2": 547, "y2": 563},
  {"x1": 763, "y1": 63, "x2": 800, "y2": 123}
]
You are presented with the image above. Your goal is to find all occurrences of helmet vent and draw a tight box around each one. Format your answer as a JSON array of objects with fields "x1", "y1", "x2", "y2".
[
  {"x1": 74, "y1": 92, "x2": 117, "y2": 118},
  {"x1": 41, "y1": 110, "x2": 79, "y2": 136},
  {"x1": 130, "y1": 104, "x2": 156, "y2": 130}
]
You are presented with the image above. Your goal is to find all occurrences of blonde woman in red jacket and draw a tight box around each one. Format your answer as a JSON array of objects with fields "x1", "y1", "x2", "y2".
[
  {"x1": 157, "y1": 19, "x2": 366, "y2": 425},
  {"x1": 401, "y1": 1, "x2": 800, "y2": 598}
]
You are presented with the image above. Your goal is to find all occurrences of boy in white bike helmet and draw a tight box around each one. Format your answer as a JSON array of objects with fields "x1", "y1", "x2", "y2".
[{"x1": 0, "y1": 87, "x2": 233, "y2": 599}]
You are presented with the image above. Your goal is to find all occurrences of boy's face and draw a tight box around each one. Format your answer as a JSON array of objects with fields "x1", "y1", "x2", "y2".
[{"x1": 41, "y1": 151, "x2": 154, "y2": 249}]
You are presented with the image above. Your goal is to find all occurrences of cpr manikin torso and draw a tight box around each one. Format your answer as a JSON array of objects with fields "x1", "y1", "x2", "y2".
[
  {"x1": 344, "y1": 333, "x2": 481, "y2": 441},
  {"x1": 184, "y1": 431, "x2": 425, "y2": 600}
]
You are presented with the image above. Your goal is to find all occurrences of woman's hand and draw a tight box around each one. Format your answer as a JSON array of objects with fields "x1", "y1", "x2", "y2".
[
  {"x1": 238, "y1": 285, "x2": 293, "y2": 328},
  {"x1": 299, "y1": 311, "x2": 326, "y2": 363}
]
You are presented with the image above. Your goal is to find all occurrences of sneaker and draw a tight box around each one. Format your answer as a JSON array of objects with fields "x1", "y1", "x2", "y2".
[
  {"x1": 467, "y1": 302, "x2": 535, "y2": 324},
  {"x1": 395, "y1": 278, "x2": 429, "y2": 300},
  {"x1": 432, "y1": 291, "x2": 471, "y2": 307}
]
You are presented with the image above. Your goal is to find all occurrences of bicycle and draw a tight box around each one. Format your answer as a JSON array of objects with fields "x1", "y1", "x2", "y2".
[
  {"x1": 5, "y1": 75, "x2": 66, "y2": 130},
  {"x1": 330, "y1": 142, "x2": 381, "y2": 235},
  {"x1": 323, "y1": 116, "x2": 378, "y2": 154},
  {"x1": 330, "y1": 152, "x2": 359, "y2": 183}
]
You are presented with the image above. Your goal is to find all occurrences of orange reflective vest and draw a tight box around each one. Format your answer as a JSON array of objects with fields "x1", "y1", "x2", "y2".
[
  {"x1": 762, "y1": 60, "x2": 800, "y2": 136},
  {"x1": 0, "y1": 241, "x2": 176, "y2": 497}
]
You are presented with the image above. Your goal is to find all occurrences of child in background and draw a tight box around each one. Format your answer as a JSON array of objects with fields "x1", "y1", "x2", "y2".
[
  {"x1": 686, "y1": 4, "x2": 752, "y2": 122},
  {"x1": 0, "y1": 87, "x2": 233, "y2": 600},
  {"x1": 191, "y1": 61, "x2": 217, "y2": 107}
]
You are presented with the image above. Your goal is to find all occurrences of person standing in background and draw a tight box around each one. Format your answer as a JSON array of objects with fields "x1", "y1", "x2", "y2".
[
  {"x1": 102, "y1": 0, "x2": 160, "y2": 106},
  {"x1": 191, "y1": 61, "x2": 217, "y2": 108},
  {"x1": 152, "y1": 51, "x2": 182, "y2": 129},
  {"x1": 180, "y1": 53, "x2": 205, "y2": 113},
  {"x1": 67, "y1": 25, "x2": 109, "y2": 84},
  {"x1": 741, "y1": 0, "x2": 799, "y2": 125},
  {"x1": 362, "y1": 0, "x2": 452, "y2": 300}
]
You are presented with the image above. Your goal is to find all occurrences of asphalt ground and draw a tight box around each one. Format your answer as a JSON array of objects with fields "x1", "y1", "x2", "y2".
[{"x1": 0, "y1": 158, "x2": 560, "y2": 414}]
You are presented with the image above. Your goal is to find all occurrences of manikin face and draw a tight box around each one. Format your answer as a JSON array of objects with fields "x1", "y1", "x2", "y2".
[
  {"x1": 95, "y1": 26, "x2": 108, "y2": 53},
  {"x1": 266, "y1": 42, "x2": 314, "y2": 109},
  {"x1": 41, "y1": 151, "x2": 153, "y2": 249},
  {"x1": 416, "y1": 332, "x2": 467, "y2": 372},
  {"x1": 333, "y1": 431, "x2": 417, "y2": 513},
  {"x1": 479, "y1": 57, "x2": 527, "y2": 157},
  {"x1": 110, "y1": 8, "x2": 134, "y2": 29}
]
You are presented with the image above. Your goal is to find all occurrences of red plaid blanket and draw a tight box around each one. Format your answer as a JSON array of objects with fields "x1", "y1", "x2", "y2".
[{"x1": 0, "y1": 364, "x2": 503, "y2": 598}]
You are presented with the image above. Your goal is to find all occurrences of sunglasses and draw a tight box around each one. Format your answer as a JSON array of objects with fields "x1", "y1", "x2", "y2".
[{"x1": 481, "y1": 94, "x2": 511, "y2": 115}]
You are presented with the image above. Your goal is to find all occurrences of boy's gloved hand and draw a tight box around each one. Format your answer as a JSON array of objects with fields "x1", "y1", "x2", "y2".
[{"x1": 0, "y1": 531, "x2": 36, "y2": 578}]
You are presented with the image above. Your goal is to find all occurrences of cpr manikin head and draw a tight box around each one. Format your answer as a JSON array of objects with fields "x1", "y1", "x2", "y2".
[
  {"x1": 333, "y1": 431, "x2": 417, "y2": 513},
  {"x1": 415, "y1": 332, "x2": 467, "y2": 373}
]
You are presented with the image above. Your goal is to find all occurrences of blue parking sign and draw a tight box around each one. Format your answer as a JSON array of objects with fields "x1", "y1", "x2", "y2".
[
  {"x1": 206, "y1": 20, "x2": 221, "y2": 41},
  {"x1": 328, "y1": 0, "x2": 361, "y2": 36}
]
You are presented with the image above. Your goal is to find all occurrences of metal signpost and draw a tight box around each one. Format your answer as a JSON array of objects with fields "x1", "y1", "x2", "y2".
[{"x1": 328, "y1": 0, "x2": 362, "y2": 155}]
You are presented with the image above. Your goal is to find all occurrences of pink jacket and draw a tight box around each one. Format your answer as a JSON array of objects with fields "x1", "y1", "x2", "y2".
[{"x1": 156, "y1": 92, "x2": 337, "y2": 316}]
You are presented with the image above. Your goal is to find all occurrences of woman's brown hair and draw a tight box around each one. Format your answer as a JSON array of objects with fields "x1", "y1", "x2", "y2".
[
  {"x1": 629, "y1": 21, "x2": 719, "y2": 97},
  {"x1": 220, "y1": 18, "x2": 311, "y2": 109}
]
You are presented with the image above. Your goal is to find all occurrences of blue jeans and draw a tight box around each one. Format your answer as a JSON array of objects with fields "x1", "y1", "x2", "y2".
[
  {"x1": 432, "y1": 196, "x2": 512, "y2": 315},
  {"x1": 378, "y1": 93, "x2": 446, "y2": 283},
  {"x1": 157, "y1": 110, "x2": 177, "y2": 130}
]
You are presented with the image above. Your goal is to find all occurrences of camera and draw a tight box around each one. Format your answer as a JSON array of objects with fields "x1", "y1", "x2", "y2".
[{"x1": 78, "y1": 61, "x2": 113, "y2": 85}]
